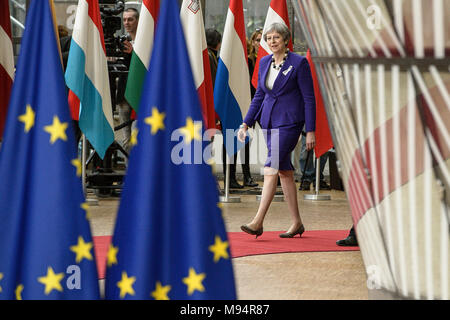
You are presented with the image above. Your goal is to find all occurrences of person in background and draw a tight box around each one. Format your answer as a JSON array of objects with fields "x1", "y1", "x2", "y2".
[
  {"x1": 298, "y1": 131, "x2": 330, "y2": 190},
  {"x1": 337, "y1": 226, "x2": 358, "y2": 246},
  {"x1": 116, "y1": 7, "x2": 139, "y2": 154},
  {"x1": 248, "y1": 29, "x2": 262, "y2": 97},
  {"x1": 238, "y1": 23, "x2": 316, "y2": 239}
]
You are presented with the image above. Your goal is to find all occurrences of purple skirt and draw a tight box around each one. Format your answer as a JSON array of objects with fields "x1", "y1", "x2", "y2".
[{"x1": 264, "y1": 124, "x2": 303, "y2": 171}]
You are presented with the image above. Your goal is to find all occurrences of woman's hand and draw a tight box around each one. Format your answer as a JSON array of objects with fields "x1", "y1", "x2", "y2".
[
  {"x1": 237, "y1": 123, "x2": 248, "y2": 143},
  {"x1": 306, "y1": 131, "x2": 316, "y2": 151}
]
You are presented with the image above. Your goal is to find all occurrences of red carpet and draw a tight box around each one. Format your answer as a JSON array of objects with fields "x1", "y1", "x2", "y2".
[{"x1": 93, "y1": 230, "x2": 359, "y2": 279}]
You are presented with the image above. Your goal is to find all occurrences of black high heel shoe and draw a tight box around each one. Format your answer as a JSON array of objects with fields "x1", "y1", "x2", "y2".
[
  {"x1": 279, "y1": 224, "x2": 305, "y2": 238},
  {"x1": 241, "y1": 224, "x2": 263, "y2": 239}
]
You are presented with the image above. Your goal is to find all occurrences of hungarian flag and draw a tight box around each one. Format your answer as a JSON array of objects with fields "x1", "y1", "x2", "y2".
[
  {"x1": 306, "y1": 49, "x2": 333, "y2": 157},
  {"x1": 180, "y1": 0, "x2": 216, "y2": 130},
  {"x1": 124, "y1": 0, "x2": 160, "y2": 114},
  {"x1": 0, "y1": 1, "x2": 14, "y2": 140},
  {"x1": 251, "y1": 0, "x2": 293, "y2": 89}
]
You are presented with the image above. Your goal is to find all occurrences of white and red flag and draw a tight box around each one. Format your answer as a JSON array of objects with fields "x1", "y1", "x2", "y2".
[
  {"x1": 306, "y1": 49, "x2": 333, "y2": 157},
  {"x1": 180, "y1": 0, "x2": 216, "y2": 130},
  {"x1": 251, "y1": 0, "x2": 293, "y2": 88},
  {"x1": 0, "y1": 1, "x2": 14, "y2": 139}
]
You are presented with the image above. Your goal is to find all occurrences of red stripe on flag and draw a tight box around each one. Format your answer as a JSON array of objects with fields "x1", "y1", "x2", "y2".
[
  {"x1": 0, "y1": 2, "x2": 13, "y2": 139},
  {"x1": 306, "y1": 50, "x2": 333, "y2": 158},
  {"x1": 86, "y1": 0, "x2": 106, "y2": 54},
  {"x1": 68, "y1": 90, "x2": 80, "y2": 120},
  {"x1": 0, "y1": 2, "x2": 12, "y2": 37},
  {"x1": 143, "y1": 0, "x2": 160, "y2": 19},
  {"x1": 269, "y1": 0, "x2": 292, "y2": 31},
  {"x1": 229, "y1": 0, "x2": 248, "y2": 62},
  {"x1": 200, "y1": 48, "x2": 216, "y2": 130},
  {"x1": 0, "y1": 66, "x2": 12, "y2": 139}
]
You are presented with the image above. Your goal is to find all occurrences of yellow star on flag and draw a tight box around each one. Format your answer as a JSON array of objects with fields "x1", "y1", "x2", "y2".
[
  {"x1": 70, "y1": 236, "x2": 93, "y2": 263},
  {"x1": 44, "y1": 116, "x2": 68, "y2": 144},
  {"x1": 38, "y1": 267, "x2": 64, "y2": 295},
  {"x1": 144, "y1": 107, "x2": 165, "y2": 135},
  {"x1": 209, "y1": 236, "x2": 230, "y2": 263},
  {"x1": 117, "y1": 271, "x2": 136, "y2": 299},
  {"x1": 71, "y1": 158, "x2": 82, "y2": 177},
  {"x1": 130, "y1": 128, "x2": 138, "y2": 147},
  {"x1": 182, "y1": 267, "x2": 206, "y2": 296},
  {"x1": 0, "y1": 273, "x2": 3, "y2": 293},
  {"x1": 179, "y1": 117, "x2": 202, "y2": 144},
  {"x1": 81, "y1": 202, "x2": 90, "y2": 220},
  {"x1": 151, "y1": 281, "x2": 171, "y2": 300},
  {"x1": 18, "y1": 104, "x2": 35, "y2": 133},
  {"x1": 107, "y1": 244, "x2": 119, "y2": 267},
  {"x1": 15, "y1": 284, "x2": 24, "y2": 300}
]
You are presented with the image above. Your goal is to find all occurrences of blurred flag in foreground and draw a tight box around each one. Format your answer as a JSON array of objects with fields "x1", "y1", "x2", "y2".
[
  {"x1": 65, "y1": 0, "x2": 114, "y2": 159},
  {"x1": 0, "y1": 0, "x2": 99, "y2": 300},
  {"x1": 105, "y1": 0, "x2": 236, "y2": 300},
  {"x1": 0, "y1": 1, "x2": 14, "y2": 140}
]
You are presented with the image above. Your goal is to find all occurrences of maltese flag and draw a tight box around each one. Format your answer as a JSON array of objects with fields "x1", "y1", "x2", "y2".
[
  {"x1": 251, "y1": 0, "x2": 293, "y2": 88},
  {"x1": 180, "y1": 0, "x2": 216, "y2": 130}
]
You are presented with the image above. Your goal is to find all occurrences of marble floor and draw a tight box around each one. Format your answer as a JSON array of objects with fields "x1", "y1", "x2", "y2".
[{"x1": 88, "y1": 181, "x2": 368, "y2": 300}]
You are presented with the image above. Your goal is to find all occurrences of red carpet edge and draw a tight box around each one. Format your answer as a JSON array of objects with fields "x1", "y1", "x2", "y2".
[{"x1": 93, "y1": 229, "x2": 359, "y2": 279}]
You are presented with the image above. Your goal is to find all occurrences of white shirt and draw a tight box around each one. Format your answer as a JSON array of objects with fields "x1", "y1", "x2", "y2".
[{"x1": 265, "y1": 63, "x2": 281, "y2": 90}]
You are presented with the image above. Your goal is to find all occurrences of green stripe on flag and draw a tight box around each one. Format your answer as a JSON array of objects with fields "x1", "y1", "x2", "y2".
[{"x1": 125, "y1": 52, "x2": 147, "y2": 113}]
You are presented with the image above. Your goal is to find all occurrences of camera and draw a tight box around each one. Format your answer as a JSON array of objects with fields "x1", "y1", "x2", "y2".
[{"x1": 99, "y1": 0, "x2": 126, "y2": 58}]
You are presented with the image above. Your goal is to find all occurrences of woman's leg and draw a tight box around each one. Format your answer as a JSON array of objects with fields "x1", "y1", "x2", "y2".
[
  {"x1": 245, "y1": 167, "x2": 278, "y2": 230},
  {"x1": 279, "y1": 170, "x2": 303, "y2": 232}
]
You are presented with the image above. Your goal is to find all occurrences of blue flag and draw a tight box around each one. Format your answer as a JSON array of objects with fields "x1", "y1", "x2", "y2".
[
  {"x1": 0, "y1": 0, "x2": 99, "y2": 300},
  {"x1": 105, "y1": 0, "x2": 236, "y2": 300}
]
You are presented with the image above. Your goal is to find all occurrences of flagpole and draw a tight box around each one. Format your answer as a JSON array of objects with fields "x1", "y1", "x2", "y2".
[
  {"x1": 219, "y1": 153, "x2": 240, "y2": 203},
  {"x1": 304, "y1": 156, "x2": 331, "y2": 201},
  {"x1": 82, "y1": 134, "x2": 87, "y2": 197},
  {"x1": 82, "y1": 134, "x2": 98, "y2": 206}
]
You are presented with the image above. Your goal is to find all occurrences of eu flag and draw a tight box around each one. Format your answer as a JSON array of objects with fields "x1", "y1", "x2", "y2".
[
  {"x1": 0, "y1": 0, "x2": 99, "y2": 299},
  {"x1": 105, "y1": 0, "x2": 236, "y2": 300}
]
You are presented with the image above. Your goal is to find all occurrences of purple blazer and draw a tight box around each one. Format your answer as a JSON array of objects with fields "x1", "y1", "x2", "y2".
[{"x1": 243, "y1": 52, "x2": 316, "y2": 132}]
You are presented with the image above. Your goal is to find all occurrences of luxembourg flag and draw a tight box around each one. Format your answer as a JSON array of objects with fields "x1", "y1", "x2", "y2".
[
  {"x1": 0, "y1": 1, "x2": 14, "y2": 140},
  {"x1": 214, "y1": 0, "x2": 251, "y2": 155},
  {"x1": 65, "y1": 0, "x2": 114, "y2": 159},
  {"x1": 181, "y1": 0, "x2": 216, "y2": 130},
  {"x1": 251, "y1": 0, "x2": 293, "y2": 88}
]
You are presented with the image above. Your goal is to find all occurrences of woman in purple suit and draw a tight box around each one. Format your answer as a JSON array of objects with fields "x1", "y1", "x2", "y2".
[{"x1": 238, "y1": 23, "x2": 316, "y2": 239}]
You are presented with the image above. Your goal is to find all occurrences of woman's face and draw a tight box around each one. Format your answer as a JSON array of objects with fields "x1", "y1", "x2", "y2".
[
  {"x1": 253, "y1": 33, "x2": 262, "y2": 52},
  {"x1": 265, "y1": 31, "x2": 286, "y2": 54}
]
